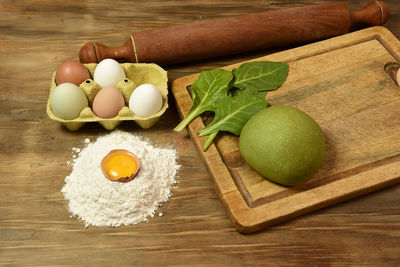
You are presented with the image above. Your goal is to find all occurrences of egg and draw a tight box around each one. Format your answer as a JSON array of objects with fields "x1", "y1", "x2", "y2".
[
  {"x1": 55, "y1": 61, "x2": 90, "y2": 86},
  {"x1": 94, "y1": 58, "x2": 126, "y2": 88},
  {"x1": 129, "y1": 84, "x2": 163, "y2": 117},
  {"x1": 101, "y1": 149, "x2": 140, "y2": 183},
  {"x1": 92, "y1": 87, "x2": 125, "y2": 118},
  {"x1": 50, "y1": 83, "x2": 88, "y2": 120}
]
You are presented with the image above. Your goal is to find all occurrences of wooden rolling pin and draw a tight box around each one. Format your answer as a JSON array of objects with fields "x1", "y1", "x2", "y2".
[{"x1": 79, "y1": 1, "x2": 389, "y2": 66}]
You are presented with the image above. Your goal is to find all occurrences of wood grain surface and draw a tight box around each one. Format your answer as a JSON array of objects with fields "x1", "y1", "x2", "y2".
[{"x1": 1, "y1": 0, "x2": 399, "y2": 266}]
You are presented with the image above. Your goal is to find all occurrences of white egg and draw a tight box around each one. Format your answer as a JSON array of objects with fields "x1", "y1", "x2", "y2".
[
  {"x1": 50, "y1": 83, "x2": 88, "y2": 120},
  {"x1": 129, "y1": 84, "x2": 163, "y2": 117},
  {"x1": 94, "y1": 58, "x2": 126, "y2": 88}
]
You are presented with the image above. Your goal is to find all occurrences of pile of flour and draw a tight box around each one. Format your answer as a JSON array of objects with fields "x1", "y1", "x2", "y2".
[{"x1": 61, "y1": 130, "x2": 180, "y2": 227}]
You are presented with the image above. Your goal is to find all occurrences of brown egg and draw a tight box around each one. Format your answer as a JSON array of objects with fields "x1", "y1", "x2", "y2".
[
  {"x1": 92, "y1": 87, "x2": 125, "y2": 118},
  {"x1": 56, "y1": 60, "x2": 90, "y2": 86}
]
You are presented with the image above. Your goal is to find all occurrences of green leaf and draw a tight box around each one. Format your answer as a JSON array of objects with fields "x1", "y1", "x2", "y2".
[
  {"x1": 198, "y1": 93, "x2": 267, "y2": 150},
  {"x1": 229, "y1": 85, "x2": 267, "y2": 99},
  {"x1": 231, "y1": 61, "x2": 289, "y2": 94},
  {"x1": 174, "y1": 68, "x2": 233, "y2": 132},
  {"x1": 174, "y1": 61, "x2": 290, "y2": 151}
]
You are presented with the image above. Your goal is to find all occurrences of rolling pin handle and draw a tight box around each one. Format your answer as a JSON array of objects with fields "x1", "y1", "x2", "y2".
[
  {"x1": 79, "y1": 39, "x2": 135, "y2": 64},
  {"x1": 350, "y1": 0, "x2": 390, "y2": 26},
  {"x1": 79, "y1": 42, "x2": 97, "y2": 63}
]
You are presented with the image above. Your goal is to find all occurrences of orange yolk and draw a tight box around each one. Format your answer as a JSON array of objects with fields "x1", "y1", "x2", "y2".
[{"x1": 104, "y1": 152, "x2": 138, "y2": 179}]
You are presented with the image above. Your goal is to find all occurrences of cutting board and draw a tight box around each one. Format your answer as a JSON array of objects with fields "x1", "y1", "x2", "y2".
[{"x1": 171, "y1": 26, "x2": 400, "y2": 234}]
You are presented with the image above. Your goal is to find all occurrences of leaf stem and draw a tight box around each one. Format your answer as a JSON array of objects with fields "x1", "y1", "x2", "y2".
[
  {"x1": 198, "y1": 124, "x2": 216, "y2": 136},
  {"x1": 173, "y1": 108, "x2": 200, "y2": 132},
  {"x1": 202, "y1": 131, "x2": 218, "y2": 151}
]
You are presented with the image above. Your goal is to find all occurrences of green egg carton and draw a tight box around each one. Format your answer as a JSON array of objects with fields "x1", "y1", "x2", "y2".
[{"x1": 46, "y1": 63, "x2": 168, "y2": 131}]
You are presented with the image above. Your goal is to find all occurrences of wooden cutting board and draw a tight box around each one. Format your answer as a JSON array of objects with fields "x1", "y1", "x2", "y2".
[{"x1": 171, "y1": 26, "x2": 400, "y2": 234}]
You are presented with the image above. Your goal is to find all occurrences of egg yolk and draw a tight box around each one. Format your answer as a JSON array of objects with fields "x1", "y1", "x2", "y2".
[{"x1": 104, "y1": 152, "x2": 138, "y2": 179}]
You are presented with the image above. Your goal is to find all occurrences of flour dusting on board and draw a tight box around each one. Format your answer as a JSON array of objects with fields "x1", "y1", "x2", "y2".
[{"x1": 61, "y1": 130, "x2": 180, "y2": 227}]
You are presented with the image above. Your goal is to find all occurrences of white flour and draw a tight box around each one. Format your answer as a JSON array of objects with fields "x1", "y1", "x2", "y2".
[{"x1": 61, "y1": 130, "x2": 180, "y2": 227}]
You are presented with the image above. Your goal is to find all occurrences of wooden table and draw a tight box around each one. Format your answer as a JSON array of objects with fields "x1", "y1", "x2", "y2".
[{"x1": 1, "y1": 1, "x2": 399, "y2": 265}]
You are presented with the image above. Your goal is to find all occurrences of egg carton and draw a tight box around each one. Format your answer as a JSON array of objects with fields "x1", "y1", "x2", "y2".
[{"x1": 46, "y1": 63, "x2": 168, "y2": 131}]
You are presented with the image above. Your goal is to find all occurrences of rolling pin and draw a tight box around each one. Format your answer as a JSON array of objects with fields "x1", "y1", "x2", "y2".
[{"x1": 79, "y1": 1, "x2": 389, "y2": 66}]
